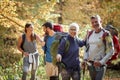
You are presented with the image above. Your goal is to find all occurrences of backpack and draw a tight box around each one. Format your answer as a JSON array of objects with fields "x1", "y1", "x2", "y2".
[
  {"x1": 50, "y1": 32, "x2": 70, "y2": 65},
  {"x1": 105, "y1": 27, "x2": 120, "y2": 65},
  {"x1": 106, "y1": 35, "x2": 120, "y2": 65},
  {"x1": 43, "y1": 24, "x2": 63, "y2": 55},
  {"x1": 44, "y1": 32, "x2": 70, "y2": 65},
  {"x1": 20, "y1": 33, "x2": 36, "y2": 51},
  {"x1": 21, "y1": 34, "x2": 25, "y2": 50},
  {"x1": 53, "y1": 24, "x2": 63, "y2": 32},
  {"x1": 86, "y1": 29, "x2": 120, "y2": 65}
]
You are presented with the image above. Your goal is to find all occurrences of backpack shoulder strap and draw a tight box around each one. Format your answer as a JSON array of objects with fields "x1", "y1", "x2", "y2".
[
  {"x1": 101, "y1": 29, "x2": 109, "y2": 51},
  {"x1": 44, "y1": 35, "x2": 48, "y2": 54},
  {"x1": 44, "y1": 35, "x2": 48, "y2": 42},
  {"x1": 21, "y1": 33, "x2": 25, "y2": 50},
  {"x1": 87, "y1": 30, "x2": 94, "y2": 39},
  {"x1": 22, "y1": 33, "x2": 25, "y2": 40},
  {"x1": 85, "y1": 30, "x2": 94, "y2": 50},
  {"x1": 63, "y1": 37, "x2": 70, "y2": 53},
  {"x1": 75, "y1": 37, "x2": 80, "y2": 45}
]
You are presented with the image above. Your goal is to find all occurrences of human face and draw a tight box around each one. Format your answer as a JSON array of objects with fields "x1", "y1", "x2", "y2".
[
  {"x1": 43, "y1": 26, "x2": 46, "y2": 32},
  {"x1": 91, "y1": 18, "x2": 102, "y2": 30},
  {"x1": 69, "y1": 27, "x2": 77, "y2": 37},
  {"x1": 42, "y1": 26, "x2": 49, "y2": 35},
  {"x1": 26, "y1": 25, "x2": 34, "y2": 33}
]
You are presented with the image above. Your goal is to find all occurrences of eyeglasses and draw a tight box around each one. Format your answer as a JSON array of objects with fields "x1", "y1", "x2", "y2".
[{"x1": 70, "y1": 29, "x2": 77, "y2": 31}]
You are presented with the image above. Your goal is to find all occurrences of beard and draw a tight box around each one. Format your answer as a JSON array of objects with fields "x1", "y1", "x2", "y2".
[
  {"x1": 95, "y1": 24, "x2": 99, "y2": 27},
  {"x1": 45, "y1": 30, "x2": 49, "y2": 35}
]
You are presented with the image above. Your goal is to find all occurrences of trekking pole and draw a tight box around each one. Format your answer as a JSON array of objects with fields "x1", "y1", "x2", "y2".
[
  {"x1": 56, "y1": 62, "x2": 61, "y2": 80},
  {"x1": 82, "y1": 61, "x2": 92, "y2": 80},
  {"x1": 82, "y1": 61, "x2": 86, "y2": 80}
]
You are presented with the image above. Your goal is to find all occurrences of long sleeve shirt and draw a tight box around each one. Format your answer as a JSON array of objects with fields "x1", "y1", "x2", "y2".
[
  {"x1": 58, "y1": 35, "x2": 85, "y2": 69},
  {"x1": 84, "y1": 30, "x2": 114, "y2": 65}
]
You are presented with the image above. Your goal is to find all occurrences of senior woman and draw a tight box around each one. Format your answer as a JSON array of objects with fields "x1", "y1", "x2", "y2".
[{"x1": 56, "y1": 23, "x2": 85, "y2": 80}]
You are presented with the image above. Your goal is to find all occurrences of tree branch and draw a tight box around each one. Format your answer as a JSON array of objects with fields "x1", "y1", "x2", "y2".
[{"x1": 1, "y1": 14, "x2": 24, "y2": 27}]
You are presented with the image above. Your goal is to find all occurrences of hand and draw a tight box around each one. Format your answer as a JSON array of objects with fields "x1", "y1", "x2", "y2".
[
  {"x1": 56, "y1": 54, "x2": 62, "y2": 62},
  {"x1": 94, "y1": 61, "x2": 102, "y2": 67},
  {"x1": 81, "y1": 61, "x2": 86, "y2": 69},
  {"x1": 41, "y1": 41, "x2": 45, "y2": 46},
  {"x1": 23, "y1": 52, "x2": 29, "y2": 57}
]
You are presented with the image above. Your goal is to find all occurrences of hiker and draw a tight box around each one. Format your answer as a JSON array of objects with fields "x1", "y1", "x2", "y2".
[
  {"x1": 42, "y1": 22, "x2": 58, "y2": 79},
  {"x1": 17, "y1": 23, "x2": 45, "y2": 80},
  {"x1": 56, "y1": 23, "x2": 85, "y2": 80},
  {"x1": 83, "y1": 15, "x2": 114, "y2": 80},
  {"x1": 105, "y1": 25, "x2": 120, "y2": 65}
]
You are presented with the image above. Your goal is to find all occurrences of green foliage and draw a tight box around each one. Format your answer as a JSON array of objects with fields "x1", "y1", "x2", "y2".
[
  {"x1": 0, "y1": 0, "x2": 19, "y2": 27},
  {"x1": 79, "y1": 24, "x2": 91, "y2": 39},
  {"x1": 0, "y1": 49, "x2": 22, "y2": 80},
  {"x1": 56, "y1": 0, "x2": 120, "y2": 38},
  {"x1": 0, "y1": 0, "x2": 120, "y2": 79},
  {"x1": 111, "y1": 58, "x2": 120, "y2": 65}
]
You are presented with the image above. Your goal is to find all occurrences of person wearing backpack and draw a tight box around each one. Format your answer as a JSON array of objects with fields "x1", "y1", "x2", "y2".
[
  {"x1": 17, "y1": 23, "x2": 44, "y2": 80},
  {"x1": 105, "y1": 25, "x2": 120, "y2": 65},
  {"x1": 42, "y1": 22, "x2": 59, "y2": 79},
  {"x1": 56, "y1": 23, "x2": 85, "y2": 80},
  {"x1": 83, "y1": 15, "x2": 114, "y2": 80}
]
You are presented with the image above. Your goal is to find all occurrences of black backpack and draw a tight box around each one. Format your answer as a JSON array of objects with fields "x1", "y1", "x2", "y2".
[
  {"x1": 21, "y1": 34, "x2": 25, "y2": 50},
  {"x1": 20, "y1": 33, "x2": 36, "y2": 50}
]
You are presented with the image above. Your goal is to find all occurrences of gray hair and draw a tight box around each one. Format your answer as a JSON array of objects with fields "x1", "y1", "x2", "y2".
[
  {"x1": 69, "y1": 22, "x2": 80, "y2": 32},
  {"x1": 91, "y1": 15, "x2": 101, "y2": 21}
]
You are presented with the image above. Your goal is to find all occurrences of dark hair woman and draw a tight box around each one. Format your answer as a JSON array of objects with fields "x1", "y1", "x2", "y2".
[{"x1": 17, "y1": 23, "x2": 45, "y2": 80}]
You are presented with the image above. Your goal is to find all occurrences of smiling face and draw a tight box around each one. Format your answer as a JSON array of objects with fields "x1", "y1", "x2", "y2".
[
  {"x1": 25, "y1": 23, "x2": 34, "y2": 34},
  {"x1": 90, "y1": 15, "x2": 102, "y2": 30},
  {"x1": 42, "y1": 22, "x2": 53, "y2": 35},
  {"x1": 42, "y1": 26, "x2": 51, "y2": 35},
  {"x1": 69, "y1": 26, "x2": 77, "y2": 37},
  {"x1": 42, "y1": 26, "x2": 47, "y2": 33},
  {"x1": 26, "y1": 25, "x2": 34, "y2": 33},
  {"x1": 91, "y1": 18, "x2": 102, "y2": 29}
]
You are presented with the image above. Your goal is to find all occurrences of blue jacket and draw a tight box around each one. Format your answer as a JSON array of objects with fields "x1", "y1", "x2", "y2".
[{"x1": 58, "y1": 35, "x2": 85, "y2": 70}]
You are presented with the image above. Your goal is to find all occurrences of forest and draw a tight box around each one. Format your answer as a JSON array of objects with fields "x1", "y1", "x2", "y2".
[{"x1": 0, "y1": 0, "x2": 120, "y2": 80}]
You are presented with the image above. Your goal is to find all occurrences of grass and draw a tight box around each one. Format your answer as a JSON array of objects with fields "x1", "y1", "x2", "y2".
[
  {"x1": 36, "y1": 66, "x2": 120, "y2": 80},
  {"x1": 27, "y1": 56, "x2": 120, "y2": 80},
  {"x1": 80, "y1": 69, "x2": 120, "y2": 80},
  {"x1": 104, "y1": 69, "x2": 120, "y2": 80},
  {"x1": 1, "y1": 55, "x2": 120, "y2": 80}
]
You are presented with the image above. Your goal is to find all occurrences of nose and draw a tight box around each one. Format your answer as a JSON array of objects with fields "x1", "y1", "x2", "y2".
[{"x1": 92, "y1": 22, "x2": 96, "y2": 25}]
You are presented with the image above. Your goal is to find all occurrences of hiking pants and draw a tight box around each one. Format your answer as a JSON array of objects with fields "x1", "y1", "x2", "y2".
[
  {"x1": 45, "y1": 62, "x2": 58, "y2": 77},
  {"x1": 22, "y1": 53, "x2": 39, "y2": 80},
  {"x1": 61, "y1": 69, "x2": 80, "y2": 80},
  {"x1": 88, "y1": 65, "x2": 106, "y2": 80},
  {"x1": 22, "y1": 70, "x2": 36, "y2": 80}
]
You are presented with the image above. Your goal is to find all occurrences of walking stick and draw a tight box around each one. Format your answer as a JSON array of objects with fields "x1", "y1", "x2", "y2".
[
  {"x1": 82, "y1": 61, "x2": 92, "y2": 80},
  {"x1": 82, "y1": 62, "x2": 86, "y2": 80}
]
